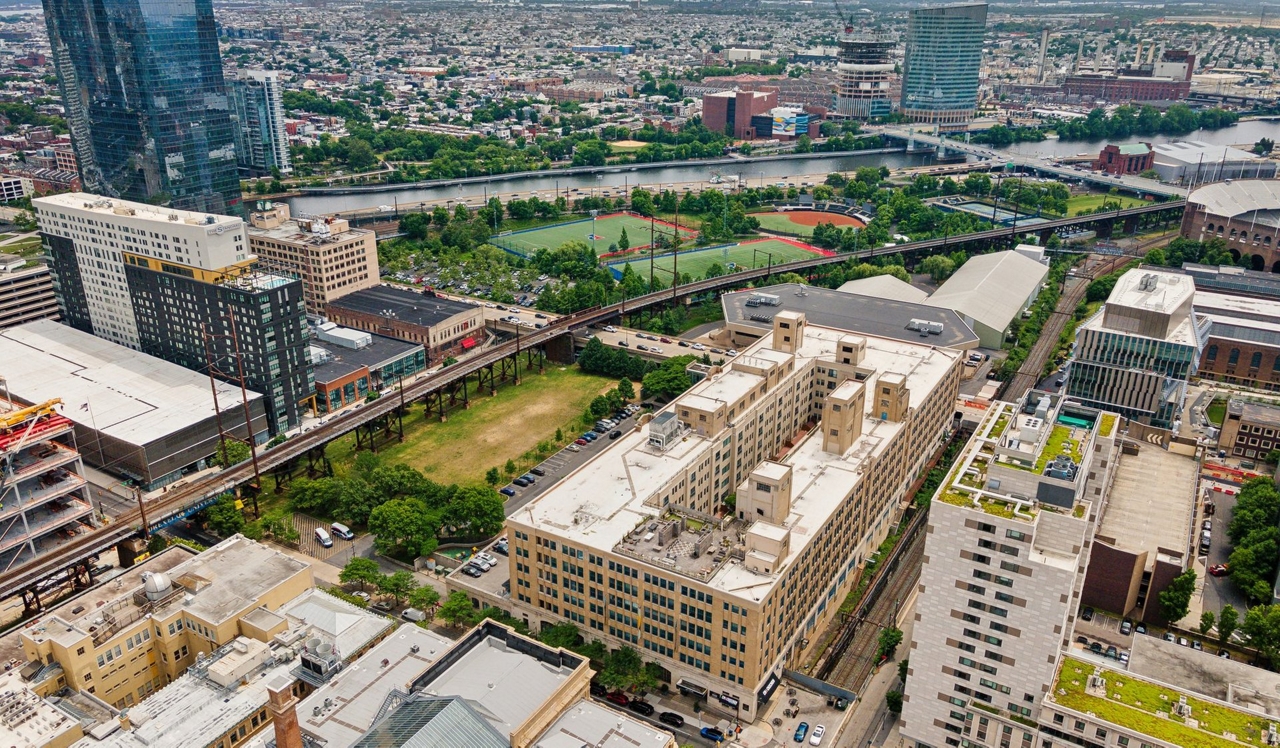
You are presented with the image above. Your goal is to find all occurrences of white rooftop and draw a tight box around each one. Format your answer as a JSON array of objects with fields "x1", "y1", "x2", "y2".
[
  {"x1": 0, "y1": 670, "x2": 81, "y2": 747},
  {"x1": 923, "y1": 250, "x2": 1050, "y2": 334},
  {"x1": 1195, "y1": 290, "x2": 1280, "y2": 323},
  {"x1": 836, "y1": 274, "x2": 928, "y2": 303},
  {"x1": 35, "y1": 192, "x2": 242, "y2": 232},
  {"x1": 1107, "y1": 268, "x2": 1196, "y2": 316},
  {"x1": 292, "y1": 625, "x2": 454, "y2": 748},
  {"x1": 278, "y1": 589, "x2": 394, "y2": 661},
  {"x1": 1153, "y1": 140, "x2": 1261, "y2": 166},
  {"x1": 533, "y1": 700, "x2": 674, "y2": 748},
  {"x1": 1187, "y1": 178, "x2": 1280, "y2": 224},
  {"x1": 513, "y1": 323, "x2": 958, "y2": 601},
  {"x1": 0, "y1": 320, "x2": 263, "y2": 447}
]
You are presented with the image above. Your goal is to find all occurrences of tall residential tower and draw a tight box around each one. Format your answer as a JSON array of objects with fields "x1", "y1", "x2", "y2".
[
  {"x1": 900, "y1": 2, "x2": 988, "y2": 129},
  {"x1": 229, "y1": 70, "x2": 293, "y2": 177},
  {"x1": 42, "y1": 0, "x2": 242, "y2": 214}
]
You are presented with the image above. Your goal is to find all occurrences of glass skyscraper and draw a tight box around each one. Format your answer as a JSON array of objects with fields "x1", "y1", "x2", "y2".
[
  {"x1": 43, "y1": 0, "x2": 243, "y2": 215},
  {"x1": 229, "y1": 70, "x2": 292, "y2": 178},
  {"x1": 900, "y1": 2, "x2": 988, "y2": 129}
]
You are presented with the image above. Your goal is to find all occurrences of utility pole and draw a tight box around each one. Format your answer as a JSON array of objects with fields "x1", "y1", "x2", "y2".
[
  {"x1": 649, "y1": 216, "x2": 655, "y2": 291},
  {"x1": 227, "y1": 310, "x2": 263, "y2": 517}
]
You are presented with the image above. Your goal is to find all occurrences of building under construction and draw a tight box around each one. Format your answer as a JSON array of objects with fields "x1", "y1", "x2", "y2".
[
  {"x1": 0, "y1": 390, "x2": 95, "y2": 574},
  {"x1": 834, "y1": 28, "x2": 895, "y2": 119}
]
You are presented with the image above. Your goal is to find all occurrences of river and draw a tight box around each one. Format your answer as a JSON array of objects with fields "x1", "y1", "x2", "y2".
[
  {"x1": 284, "y1": 151, "x2": 938, "y2": 215},
  {"x1": 1002, "y1": 118, "x2": 1280, "y2": 159}
]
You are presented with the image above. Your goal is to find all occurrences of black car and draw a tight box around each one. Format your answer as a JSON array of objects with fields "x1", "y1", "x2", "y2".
[
  {"x1": 658, "y1": 712, "x2": 684, "y2": 728},
  {"x1": 609, "y1": 430, "x2": 623, "y2": 440},
  {"x1": 530, "y1": 467, "x2": 546, "y2": 476},
  {"x1": 678, "y1": 341, "x2": 690, "y2": 347},
  {"x1": 590, "y1": 682, "x2": 607, "y2": 697},
  {"x1": 513, "y1": 477, "x2": 531, "y2": 487},
  {"x1": 461, "y1": 565, "x2": 483, "y2": 578},
  {"x1": 1081, "y1": 607, "x2": 1094, "y2": 622},
  {"x1": 628, "y1": 699, "x2": 654, "y2": 716}
]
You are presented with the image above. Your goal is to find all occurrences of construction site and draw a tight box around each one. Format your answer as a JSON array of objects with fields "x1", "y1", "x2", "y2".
[{"x1": 0, "y1": 389, "x2": 95, "y2": 578}]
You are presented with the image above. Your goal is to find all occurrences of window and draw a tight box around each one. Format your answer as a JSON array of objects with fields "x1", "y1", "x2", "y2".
[
  {"x1": 1229, "y1": 348, "x2": 1241, "y2": 366},
  {"x1": 1206, "y1": 344, "x2": 1218, "y2": 362},
  {"x1": 1252, "y1": 352, "x2": 1263, "y2": 369}
]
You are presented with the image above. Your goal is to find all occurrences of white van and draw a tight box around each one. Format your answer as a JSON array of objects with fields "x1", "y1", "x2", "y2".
[
  {"x1": 330, "y1": 522, "x2": 354, "y2": 541},
  {"x1": 314, "y1": 528, "x2": 333, "y2": 548},
  {"x1": 402, "y1": 608, "x2": 426, "y2": 622}
]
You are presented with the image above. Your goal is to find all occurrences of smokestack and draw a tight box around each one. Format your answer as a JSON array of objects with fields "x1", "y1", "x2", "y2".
[
  {"x1": 1147, "y1": 44, "x2": 1155, "y2": 64},
  {"x1": 1037, "y1": 28, "x2": 1050, "y2": 83},
  {"x1": 268, "y1": 678, "x2": 303, "y2": 748},
  {"x1": 1075, "y1": 38, "x2": 1084, "y2": 73},
  {"x1": 1134, "y1": 42, "x2": 1143, "y2": 66}
]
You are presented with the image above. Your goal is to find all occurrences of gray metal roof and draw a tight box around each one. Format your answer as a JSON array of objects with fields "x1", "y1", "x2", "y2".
[
  {"x1": 923, "y1": 251, "x2": 1050, "y2": 335},
  {"x1": 723, "y1": 283, "x2": 978, "y2": 349},
  {"x1": 1187, "y1": 179, "x2": 1280, "y2": 224},
  {"x1": 328, "y1": 285, "x2": 477, "y2": 329},
  {"x1": 351, "y1": 695, "x2": 508, "y2": 748}
]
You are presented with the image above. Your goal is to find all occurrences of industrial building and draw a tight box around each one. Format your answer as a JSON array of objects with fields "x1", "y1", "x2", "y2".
[
  {"x1": 1067, "y1": 268, "x2": 1204, "y2": 427},
  {"x1": 921, "y1": 251, "x2": 1050, "y2": 348},
  {"x1": 508, "y1": 311, "x2": 963, "y2": 722},
  {"x1": 901, "y1": 392, "x2": 1120, "y2": 748},
  {"x1": 721, "y1": 282, "x2": 979, "y2": 350},
  {"x1": 34, "y1": 193, "x2": 313, "y2": 435},
  {"x1": 0, "y1": 254, "x2": 59, "y2": 330},
  {"x1": 0, "y1": 388, "x2": 94, "y2": 575},
  {"x1": 1193, "y1": 290, "x2": 1280, "y2": 391},
  {"x1": 1152, "y1": 142, "x2": 1277, "y2": 185},
  {"x1": 0, "y1": 320, "x2": 267, "y2": 489},
  {"x1": 309, "y1": 322, "x2": 426, "y2": 413},
  {"x1": 1095, "y1": 142, "x2": 1155, "y2": 176},
  {"x1": 325, "y1": 285, "x2": 484, "y2": 363},
  {"x1": 1181, "y1": 179, "x2": 1280, "y2": 271},
  {"x1": 246, "y1": 201, "x2": 379, "y2": 314},
  {"x1": 900, "y1": 2, "x2": 988, "y2": 128}
]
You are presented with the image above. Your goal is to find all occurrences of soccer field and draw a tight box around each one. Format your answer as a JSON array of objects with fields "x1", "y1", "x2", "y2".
[
  {"x1": 606, "y1": 238, "x2": 828, "y2": 280},
  {"x1": 491, "y1": 213, "x2": 692, "y2": 256}
]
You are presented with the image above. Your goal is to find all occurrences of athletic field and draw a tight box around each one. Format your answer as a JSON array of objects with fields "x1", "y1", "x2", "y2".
[
  {"x1": 491, "y1": 213, "x2": 693, "y2": 257},
  {"x1": 606, "y1": 238, "x2": 829, "y2": 280},
  {"x1": 753, "y1": 210, "x2": 865, "y2": 237}
]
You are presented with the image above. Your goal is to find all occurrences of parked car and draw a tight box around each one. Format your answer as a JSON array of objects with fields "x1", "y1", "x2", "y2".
[
  {"x1": 605, "y1": 691, "x2": 629, "y2": 707},
  {"x1": 701, "y1": 727, "x2": 725, "y2": 742},
  {"x1": 1177, "y1": 636, "x2": 1190, "y2": 647},
  {"x1": 1192, "y1": 640, "x2": 1203, "y2": 651},
  {"x1": 520, "y1": 474, "x2": 537, "y2": 484},
  {"x1": 1075, "y1": 635, "x2": 1088, "y2": 645},
  {"x1": 499, "y1": 486, "x2": 516, "y2": 497},
  {"x1": 628, "y1": 700, "x2": 654, "y2": 716},
  {"x1": 566, "y1": 444, "x2": 581, "y2": 452},
  {"x1": 530, "y1": 467, "x2": 546, "y2": 477},
  {"x1": 1105, "y1": 645, "x2": 1118, "y2": 659},
  {"x1": 575, "y1": 438, "x2": 588, "y2": 446},
  {"x1": 659, "y1": 337, "x2": 672, "y2": 343},
  {"x1": 1120, "y1": 619, "x2": 1133, "y2": 636},
  {"x1": 1209, "y1": 564, "x2": 1230, "y2": 576},
  {"x1": 1164, "y1": 632, "x2": 1175, "y2": 642},
  {"x1": 372, "y1": 600, "x2": 393, "y2": 612},
  {"x1": 330, "y1": 522, "x2": 355, "y2": 541},
  {"x1": 352, "y1": 591, "x2": 371, "y2": 602},
  {"x1": 1089, "y1": 642, "x2": 1103, "y2": 654},
  {"x1": 610, "y1": 430, "x2": 622, "y2": 440},
  {"x1": 513, "y1": 477, "x2": 531, "y2": 487},
  {"x1": 809, "y1": 725, "x2": 826, "y2": 746},
  {"x1": 590, "y1": 682, "x2": 607, "y2": 697},
  {"x1": 1219, "y1": 649, "x2": 1231, "y2": 659},
  {"x1": 1135, "y1": 622, "x2": 1147, "y2": 635},
  {"x1": 1202, "y1": 519, "x2": 1213, "y2": 532},
  {"x1": 1081, "y1": 607, "x2": 1094, "y2": 622},
  {"x1": 1119, "y1": 652, "x2": 1130, "y2": 663},
  {"x1": 461, "y1": 565, "x2": 482, "y2": 578},
  {"x1": 658, "y1": 712, "x2": 684, "y2": 728},
  {"x1": 794, "y1": 722, "x2": 810, "y2": 742}
]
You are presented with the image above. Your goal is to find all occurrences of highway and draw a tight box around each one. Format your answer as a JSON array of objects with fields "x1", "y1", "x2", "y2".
[
  {"x1": 0, "y1": 200, "x2": 1184, "y2": 601},
  {"x1": 877, "y1": 127, "x2": 1189, "y2": 199}
]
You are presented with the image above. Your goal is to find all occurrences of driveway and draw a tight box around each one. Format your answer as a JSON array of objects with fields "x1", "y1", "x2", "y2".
[
  {"x1": 1199, "y1": 488, "x2": 1250, "y2": 615},
  {"x1": 503, "y1": 411, "x2": 642, "y2": 514}
]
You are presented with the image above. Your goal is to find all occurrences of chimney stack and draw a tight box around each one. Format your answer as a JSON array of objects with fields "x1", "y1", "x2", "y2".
[{"x1": 268, "y1": 678, "x2": 303, "y2": 748}]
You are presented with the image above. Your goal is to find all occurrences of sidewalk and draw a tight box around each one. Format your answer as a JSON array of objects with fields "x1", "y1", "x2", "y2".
[{"x1": 836, "y1": 586, "x2": 917, "y2": 748}]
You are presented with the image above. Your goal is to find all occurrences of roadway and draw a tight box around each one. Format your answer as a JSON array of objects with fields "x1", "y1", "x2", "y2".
[
  {"x1": 0, "y1": 201, "x2": 1184, "y2": 600},
  {"x1": 877, "y1": 127, "x2": 1188, "y2": 199}
]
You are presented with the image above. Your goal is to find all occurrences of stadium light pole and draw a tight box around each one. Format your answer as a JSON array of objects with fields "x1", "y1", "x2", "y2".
[{"x1": 590, "y1": 209, "x2": 599, "y2": 255}]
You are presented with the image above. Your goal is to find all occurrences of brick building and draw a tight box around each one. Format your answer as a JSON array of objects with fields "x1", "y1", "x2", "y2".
[
  {"x1": 701, "y1": 89, "x2": 779, "y2": 139},
  {"x1": 1194, "y1": 289, "x2": 1280, "y2": 391},
  {"x1": 1095, "y1": 142, "x2": 1154, "y2": 175},
  {"x1": 1219, "y1": 399, "x2": 1280, "y2": 460},
  {"x1": 324, "y1": 285, "x2": 484, "y2": 363},
  {"x1": 1181, "y1": 179, "x2": 1280, "y2": 271}
]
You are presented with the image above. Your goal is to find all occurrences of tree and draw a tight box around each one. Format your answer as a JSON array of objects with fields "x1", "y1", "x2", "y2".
[
  {"x1": 339, "y1": 557, "x2": 382, "y2": 590},
  {"x1": 408, "y1": 585, "x2": 441, "y2": 612},
  {"x1": 617, "y1": 228, "x2": 630, "y2": 251},
  {"x1": 1200, "y1": 610, "x2": 1216, "y2": 637},
  {"x1": 876, "y1": 626, "x2": 904, "y2": 661},
  {"x1": 344, "y1": 138, "x2": 378, "y2": 170},
  {"x1": 432, "y1": 204, "x2": 451, "y2": 227},
  {"x1": 642, "y1": 355, "x2": 698, "y2": 400},
  {"x1": 438, "y1": 590, "x2": 479, "y2": 628},
  {"x1": 539, "y1": 622, "x2": 583, "y2": 650},
  {"x1": 378, "y1": 570, "x2": 419, "y2": 605},
  {"x1": 206, "y1": 494, "x2": 246, "y2": 536},
  {"x1": 485, "y1": 467, "x2": 502, "y2": 486},
  {"x1": 920, "y1": 255, "x2": 956, "y2": 283},
  {"x1": 287, "y1": 476, "x2": 344, "y2": 515},
  {"x1": 504, "y1": 459, "x2": 518, "y2": 476},
  {"x1": 885, "y1": 690, "x2": 903, "y2": 714},
  {"x1": 441, "y1": 486, "x2": 506, "y2": 538},
  {"x1": 1219, "y1": 604, "x2": 1240, "y2": 645},
  {"x1": 1243, "y1": 604, "x2": 1280, "y2": 665},
  {"x1": 897, "y1": 657, "x2": 909, "y2": 684},
  {"x1": 1158, "y1": 569, "x2": 1197, "y2": 623},
  {"x1": 368, "y1": 497, "x2": 440, "y2": 560},
  {"x1": 617, "y1": 378, "x2": 635, "y2": 401},
  {"x1": 211, "y1": 440, "x2": 251, "y2": 467}
]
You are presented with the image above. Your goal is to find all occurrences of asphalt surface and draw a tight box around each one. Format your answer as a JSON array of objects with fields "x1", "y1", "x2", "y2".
[
  {"x1": 1200, "y1": 488, "x2": 1250, "y2": 615},
  {"x1": 502, "y1": 411, "x2": 643, "y2": 515}
]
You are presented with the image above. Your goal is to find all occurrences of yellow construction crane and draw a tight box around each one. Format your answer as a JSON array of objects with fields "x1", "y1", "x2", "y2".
[{"x1": 0, "y1": 399, "x2": 63, "y2": 430}]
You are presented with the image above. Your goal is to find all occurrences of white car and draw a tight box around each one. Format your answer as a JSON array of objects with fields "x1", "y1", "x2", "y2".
[
  {"x1": 565, "y1": 444, "x2": 581, "y2": 452},
  {"x1": 692, "y1": 343, "x2": 706, "y2": 351},
  {"x1": 726, "y1": 349, "x2": 738, "y2": 357},
  {"x1": 649, "y1": 347, "x2": 663, "y2": 354},
  {"x1": 809, "y1": 725, "x2": 826, "y2": 746},
  {"x1": 603, "y1": 325, "x2": 618, "y2": 333}
]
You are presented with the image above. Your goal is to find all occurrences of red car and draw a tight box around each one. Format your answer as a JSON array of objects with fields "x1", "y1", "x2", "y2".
[
  {"x1": 605, "y1": 691, "x2": 629, "y2": 707},
  {"x1": 660, "y1": 337, "x2": 672, "y2": 344},
  {"x1": 1209, "y1": 564, "x2": 1230, "y2": 577},
  {"x1": 575, "y1": 438, "x2": 588, "y2": 446}
]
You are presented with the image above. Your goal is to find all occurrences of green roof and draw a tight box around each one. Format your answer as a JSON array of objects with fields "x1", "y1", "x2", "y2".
[{"x1": 1116, "y1": 143, "x2": 1152, "y2": 155}]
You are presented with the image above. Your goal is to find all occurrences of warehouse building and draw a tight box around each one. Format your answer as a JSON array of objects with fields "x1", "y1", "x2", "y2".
[
  {"x1": 0, "y1": 320, "x2": 267, "y2": 488},
  {"x1": 325, "y1": 285, "x2": 484, "y2": 363},
  {"x1": 921, "y1": 250, "x2": 1050, "y2": 349},
  {"x1": 1153, "y1": 142, "x2": 1277, "y2": 185}
]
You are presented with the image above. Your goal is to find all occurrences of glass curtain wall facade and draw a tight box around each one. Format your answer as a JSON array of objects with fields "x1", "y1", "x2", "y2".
[
  {"x1": 43, "y1": 0, "x2": 243, "y2": 215},
  {"x1": 229, "y1": 70, "x2": 292, "y2": 177},
  {"x1": 900, "y1": 2, "x2": 988, "y2": 128}
]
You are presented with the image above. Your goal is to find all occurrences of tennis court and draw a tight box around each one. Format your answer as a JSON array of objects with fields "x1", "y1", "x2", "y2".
[
  {"x1": 491, "y1": 213, "x2": 693, "y2": 257},
  {"x1": 606, "y1": 238, "x2": 829, "y2": 280}
]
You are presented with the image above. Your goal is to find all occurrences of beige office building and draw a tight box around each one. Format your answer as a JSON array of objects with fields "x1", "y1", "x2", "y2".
[
  {"x1": 508, "y1": 311, "x2": 962, "y2": 722},
  {"x1": 246, "y1": 201, "x2": 378, "y2": 314},
  {"x1": 0, "y1": 254, "x2": 59, "y2": 330}
]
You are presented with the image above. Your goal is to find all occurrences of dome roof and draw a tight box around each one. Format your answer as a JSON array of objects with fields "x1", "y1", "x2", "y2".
[{"x1": 143, "y1": 572, "x2": 172, "y2": 594}]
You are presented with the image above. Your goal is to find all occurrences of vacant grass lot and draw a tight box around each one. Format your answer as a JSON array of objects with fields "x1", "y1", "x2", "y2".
[
  {"x1": 323, "y1": 366, "x2": 614, "y2": 485},
  {"x1": 1065, "y1": 194, "x2": 1148, "y2": 214}
]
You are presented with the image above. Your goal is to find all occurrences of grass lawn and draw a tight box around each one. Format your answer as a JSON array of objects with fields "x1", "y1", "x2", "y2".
[
  {"x1": 3, "y1": 235, "x2": 42, "y2": 259},
  {"x1": 752, "y1": 211, "x2": 864, "y2": 237},
  {"x1": 607, "y1": 238, "x2": 825, "y2": 280},
  {"x1": 491, "y1": 213, "x2": 694, "y2": 257},
  {"x1": 321, "y1": 366, "x2": 616, "y2": 486},
  {"x1": 1206, "y1": 397, "x2": 1227, "y2": 427},
  {"x1": 1066, "y1": 194, "x2": 1148, "y2": 214}
]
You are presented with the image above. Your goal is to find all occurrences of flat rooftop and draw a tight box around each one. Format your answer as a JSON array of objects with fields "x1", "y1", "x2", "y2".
[
  {"x1": 247, "y1": 219, "x2": 372, "y2": 245},
  {"x1": 1229, "y1": 399, "x2": 1280, "y2": 430},
  {"x1": 35, "y1": 192, "x2": 242, "y2": 233},
  {"x1": 0, "y1": 319, "x2": 263, "y2": 447},
  {"x1": 0, "y1": 670, "x2": 81, "y2": 747},
  {"x1": 277, "y1": 589, "x2": 395, "y2": 663},
  {"x1": 1129, "y1": 635, "x2": 1280, "y2": 718},
  {"x1": 1107, "y1": 269, "x2": 1195, "y2": 317},
  {"x1": 1195, "y1": 290, "x2": 1280, "y2": 324},
  {"x1": 513, "y1": 323, "x2": 959, "y2": 601},
  {"x1": 310, "y1": 332, "x2": 421, "y2": 385},
  {"x1": 294, "y1": 625, "x2": 454, "y2": 748},
  {"x1": 534, "y1": 700, "x2": 674, "y2": 748},
  {"x1": 723, "y1": 283, "x2": 979, "y2": 349},
  {"x1": 1096, "y1": 442, "x2": 1197, "y2": 560},
  {"x1": 327, "y1": 285, "x2": 476, "y2": 328}
]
